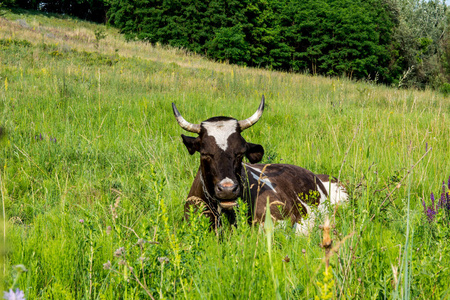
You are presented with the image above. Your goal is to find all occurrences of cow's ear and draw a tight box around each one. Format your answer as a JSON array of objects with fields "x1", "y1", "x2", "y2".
[
  {"x1": 246, "y1": 143, "x2": 264, "y2": 163},
  {"x1": 181, "y1": 134, "x2": 200, "y2": 155}
]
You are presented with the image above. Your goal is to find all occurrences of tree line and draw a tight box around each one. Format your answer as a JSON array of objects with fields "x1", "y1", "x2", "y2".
[{"x1": 4, "y1": 0, "x2": 449, "y2": 89}]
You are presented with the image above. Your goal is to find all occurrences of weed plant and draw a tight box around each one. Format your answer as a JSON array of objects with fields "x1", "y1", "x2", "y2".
[{"x1": 1, "y1": 10, "x2": 450, "y2": 299}]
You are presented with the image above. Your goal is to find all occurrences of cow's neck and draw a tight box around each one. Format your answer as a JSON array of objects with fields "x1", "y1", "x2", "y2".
[{"x1": 199, "y1": 169, "x2": 238, "y2": 226}]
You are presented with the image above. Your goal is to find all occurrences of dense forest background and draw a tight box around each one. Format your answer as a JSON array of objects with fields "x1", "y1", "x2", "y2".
[{"x1": 2, "y1": 0, "x2": 450, "y2": 89}]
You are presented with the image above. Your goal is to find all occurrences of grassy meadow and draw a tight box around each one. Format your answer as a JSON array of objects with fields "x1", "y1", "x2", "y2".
[{"x1": 1, "y1": 9, "x2": 450, "y2": 299}]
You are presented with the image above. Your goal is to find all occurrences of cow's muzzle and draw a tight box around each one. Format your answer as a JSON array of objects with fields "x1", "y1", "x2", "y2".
[{"x1": 215, "y1": 178, "x2": 240, "y2": 209}]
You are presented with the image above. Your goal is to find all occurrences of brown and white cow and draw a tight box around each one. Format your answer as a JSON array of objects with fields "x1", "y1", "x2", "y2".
[{"x1": 173, "y1": 96, "x2": 347, "y2": 233}]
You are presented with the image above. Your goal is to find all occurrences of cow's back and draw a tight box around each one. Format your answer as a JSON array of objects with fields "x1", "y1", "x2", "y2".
[{"x1": 243, "y1": 163, "x2": 327, "y2": 224}]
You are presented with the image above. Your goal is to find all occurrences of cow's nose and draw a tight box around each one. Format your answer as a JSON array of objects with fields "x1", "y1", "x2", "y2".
[
  {"x1": 216, "y1": 183, "x2": 239, "y2": 193},
  {"x1": 215, "y1": 179, "x2": 239, "y2": 199}
]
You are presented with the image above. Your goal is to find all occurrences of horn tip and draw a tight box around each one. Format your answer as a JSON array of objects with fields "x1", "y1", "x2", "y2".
[{"x1": 172, "y1": 103, "x2": 180, "y2": 117}]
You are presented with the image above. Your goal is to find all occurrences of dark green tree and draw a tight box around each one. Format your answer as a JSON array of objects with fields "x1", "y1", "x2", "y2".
[{"x1": 279, "y1": 0, "x2": 398, "y2": 81}]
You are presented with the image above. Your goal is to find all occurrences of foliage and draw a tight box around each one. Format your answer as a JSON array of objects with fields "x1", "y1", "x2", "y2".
[
  {"x1": 106, "y1": 0, "x2": 399, "y2": 82},
  {"x1": 279, "y1": 0, "x2": 397, "y2": 81},
  {"x1": 106, "y1": 0, "x2": 450, "y2": 88},
  {"x1": 6, "y1": 0, "x2": 450, "y2": 88},
  {"x1": 390, "y1": 0, "x2": 448, "y2": 88},
  {"x1": 5, "y1": 0, "x2": 108, "y2": 23}
]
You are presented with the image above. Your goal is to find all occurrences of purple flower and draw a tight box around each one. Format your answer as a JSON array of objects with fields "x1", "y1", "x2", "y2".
[
  {"x1": 426, "y1": 207, "x2": 437, "y2": 222},
  {"x1": 448, "y1": 175, "x2": 450, "y2": 190},
  {"x1": 3, "y1": 288, "x2": 25, "y2": 300},
  {"x1": 424, "y1": 193, "x2": 438, "y2": 222},
  {"x1": 79, "y1": 219, "x2": 84, "y2": 224},
  {"x1": 438, "y1": 192, "x2": 446, "y2": 209},
  {"x1": 425, "y1": 142, "x2": 428, "y2": 152},
  {"x1": 424, "y1": 175, "x2": 450, "y2": 223},
  {"x1": 431, "y1": 193, "x2": 435, "y2": 208}
]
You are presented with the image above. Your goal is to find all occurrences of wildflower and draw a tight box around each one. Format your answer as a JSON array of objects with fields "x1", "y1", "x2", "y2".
[
  {"x1": 106, "y1": 226, "x2": 112, "y2": 235},
  {"x1": 13, "y1": 265, "x2": 28, "y2": 273},
  {"x1": 158, "y1": 257, "x2": 169, "y2": 263},
  {"x1": 103, "y1": 260, "x2": 111, "y2": 270},
  {"x1": 426, "y1": 207, "x2": 437, "y2": 222},
  {"x1": 3, "y1": 288, "x2": 25, "y2": 300},
  {"x1": 79, "y1": 219, "x2": 84, "y2": 224},
  {"x1": 282, "y1": 255, "x2": 290, "y2": 263},
  {"x1": 438, "y1": 187, "x2": 446, "y2": 209},
  {"x1": 118, "y1": 260, "x2": 126, "y2": 266},
  {"x1": 114, "y1": 247, "x2": 125, "y2": 257},
  {"x1": 431, "y1": 193, "x2": 435, "y2": 208},
  {"x1": 422, "y1": 195, "x2": 437, "y2": 222}
]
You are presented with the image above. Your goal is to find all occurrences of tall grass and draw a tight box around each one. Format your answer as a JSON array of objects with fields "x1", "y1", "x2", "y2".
[{"x1": 1, "y1": 9, "x2": 450, "y2": 299}]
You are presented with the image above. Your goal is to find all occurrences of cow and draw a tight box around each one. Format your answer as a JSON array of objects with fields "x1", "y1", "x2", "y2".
[{"x1": 172, "y1": 96, "x2": 348, "y2": 233}]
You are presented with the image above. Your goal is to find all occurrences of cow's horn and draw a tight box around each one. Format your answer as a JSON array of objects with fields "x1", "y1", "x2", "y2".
[
  {"x1": 238, "y1": 95, "x2": 265, "y2": 130},
  {"x1": 172, "y1": 103, "x2": 201, "y2": 133}
]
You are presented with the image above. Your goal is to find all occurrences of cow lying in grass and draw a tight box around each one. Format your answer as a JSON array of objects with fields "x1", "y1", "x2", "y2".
[{"x1": 173, "y1": 96, "x2": 347, "y2": 233}]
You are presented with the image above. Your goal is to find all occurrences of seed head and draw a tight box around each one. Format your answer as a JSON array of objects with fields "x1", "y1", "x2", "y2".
[
  {"x1": 103, "y1": 260, "x2": 111, "y2": 270},
  {"x1": 118, "y1": 259, "x2": 126, "y2": 266},
  {"x1": 114, "y1": 247, "x2": 125, "y2": 257},
  {"x1": 158, "y1": 257, "x2": 169, "y2": 263}
]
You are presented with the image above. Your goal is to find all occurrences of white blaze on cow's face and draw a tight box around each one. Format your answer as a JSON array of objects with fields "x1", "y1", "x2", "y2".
[
  {"x1": 201, "y1": 120, "x2": 238, "y2": 151},
  {"x1": 172, "y1": 97, "x2": 265, "y2": 209}
]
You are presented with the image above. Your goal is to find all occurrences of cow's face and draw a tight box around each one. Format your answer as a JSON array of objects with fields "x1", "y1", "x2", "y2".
[{"x1": 173, "y1": 97, "x2": 265, "y2": 209}]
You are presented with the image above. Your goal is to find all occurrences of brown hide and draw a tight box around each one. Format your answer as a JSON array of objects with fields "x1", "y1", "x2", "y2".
[{"x1": 184, "y1": 163, "x2": 328, "y2": 229}]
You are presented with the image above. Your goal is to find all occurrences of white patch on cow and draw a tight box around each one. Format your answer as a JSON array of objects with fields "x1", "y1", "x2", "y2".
[
  {"x1": 202, "y1": 120, "x2": 238, "y2": 151},
  {"x1": 317, "y1": 183, "x2": 328, "y2": 205},
  {"x1": 295, "y1": 196, "x2": 316, "y2": 235},
  {"x1": 296, "y1": 180, "x2": 348, "y2": 235},
  {"x1": 246, "y1": 165, "x2": 277, "y2": 193},
  {"x1": 319, "y1": 179, "x2": 348, "y2": 205}
]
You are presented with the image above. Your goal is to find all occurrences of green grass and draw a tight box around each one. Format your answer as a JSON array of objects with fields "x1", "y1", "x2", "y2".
[{"x1": 1, "y1": 9, "x2": 450, "y2": 299}]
